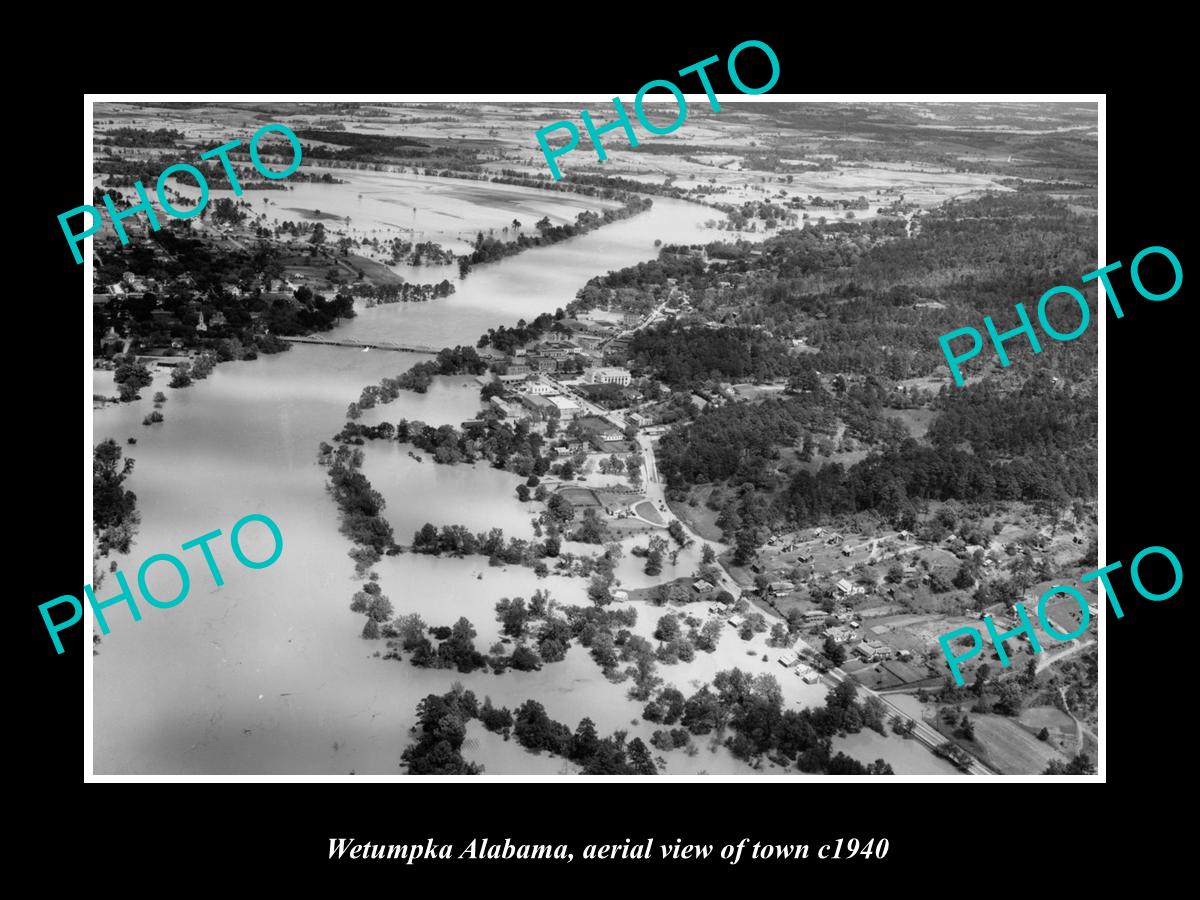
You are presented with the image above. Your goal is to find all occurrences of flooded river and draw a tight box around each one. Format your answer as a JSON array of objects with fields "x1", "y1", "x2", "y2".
[{"x1": 92, "y1": 187, "x2": 953, "y2": 776}]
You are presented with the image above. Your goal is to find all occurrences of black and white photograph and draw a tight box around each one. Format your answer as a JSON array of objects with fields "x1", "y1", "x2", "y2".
[{"x1": 80, "y1": 96, "x2": 1104, "y2": 779}]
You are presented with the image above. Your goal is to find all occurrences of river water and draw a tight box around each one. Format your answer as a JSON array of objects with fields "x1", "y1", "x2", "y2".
[{"x1": 92, "y1": 190, "x2": 954, "y2": 776}]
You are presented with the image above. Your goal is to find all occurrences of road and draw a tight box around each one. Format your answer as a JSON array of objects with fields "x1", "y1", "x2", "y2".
[
  {"x1": 548, "y1": 337, "x2": 994, "y2": 774},
  {"x1": 1036, "y1": 636, "x2": 1096, "y2": 674},
  {"x1": 628, "y1": 429, "x2": 992, "y2": 774}
]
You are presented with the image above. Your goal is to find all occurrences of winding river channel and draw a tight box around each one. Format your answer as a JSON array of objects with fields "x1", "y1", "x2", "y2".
[{"x1": 92, "y1": 185, "x2": 956, "y2": 776}]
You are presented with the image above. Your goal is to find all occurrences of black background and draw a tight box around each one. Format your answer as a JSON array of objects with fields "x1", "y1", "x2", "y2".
[{"x1": 17, "y1": 21, "x2": 1189, "y2": 887}]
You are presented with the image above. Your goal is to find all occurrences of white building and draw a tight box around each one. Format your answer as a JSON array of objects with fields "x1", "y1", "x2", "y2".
[
  {"x1": 547, "y1": 394, "x2": 581, "y2": 420},
  {"x1": 585, "y1": 367, "x2": 632, "y2": 386}
]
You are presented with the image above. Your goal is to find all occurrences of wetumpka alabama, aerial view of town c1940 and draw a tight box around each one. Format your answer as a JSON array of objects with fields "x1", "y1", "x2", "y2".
[{"x1": 89, "y1": 100, "x2": 1098, "y2": 777}]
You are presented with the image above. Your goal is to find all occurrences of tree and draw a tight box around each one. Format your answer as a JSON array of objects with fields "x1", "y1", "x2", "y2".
[
  {"x1": 93, "y1": 439, "x2": 140, "y2": 554},
  {"x1": 394, "y1": 613, "x2": 428, "y2": 650},
  {"x1": 1037, "y1": 727, "x2": 1050, "y2": 742},
  {"x1": 570, "y1": 717, "x2": 600, "y2": 761},
  {"x1": 627, "y1": 737, "x2": 657, "y2": 774},
  {"x1": 361, "y1": 618, "x2": 381, "y2": 639},
  {"x1": 958, "y1": 715, "x2": 975, "y2": 741},
  {"x1": 495, "y1": 597, "x2": 530, "y2": 638},
  {"x1": 701, "y1": 543, "x2": 716, "y2": 565},
  {"x1": 572, "y1": 508, "x2": 610, "y2": 544},
  {"x1": 952, "y1": 565, "x2": 975, "y2": 590},
  {"x1": 588, "y1": 573, "x2": 614, "y2": 606},
  {"x1": 546, "y1": 492, "x2": 575, "y2": 524},
  {"x1": 654, "y1": 614, "x2": 681, "y2": 642},
  {"x1": 516, "y1": 484, "x2": 530, "y2": 502},
  {"x1": 822, "y1": 635, "x2": 846, "y2": 667},
  {"x1": 366, "y1": 594, "x2": 394, "y2": 622},
  {"x1": 1044, "y1": 753, "x2": 1094, "y2": 775},
  {"x1": 973, "y1": 663, "x2": 991, "y2": 695}
]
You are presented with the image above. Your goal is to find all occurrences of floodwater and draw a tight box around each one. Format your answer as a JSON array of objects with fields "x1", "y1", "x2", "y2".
[{"x1": 92, "y1": 182, "x2": 952, "y2": 776}]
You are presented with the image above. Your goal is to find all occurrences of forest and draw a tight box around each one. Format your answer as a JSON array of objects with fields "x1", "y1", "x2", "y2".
[
  {"x1": 625, "y1": 190, "x2": 1098, "y2": 553},
  {"x1": 629, "y1": 322, "x2": 811, "y2": 387}
]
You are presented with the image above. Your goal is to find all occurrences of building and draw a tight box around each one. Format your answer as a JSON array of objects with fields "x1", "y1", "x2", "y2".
[
  {"x1": 585, "y1": 366, "x2": 632, "y2": 386},
  {"x1": 575, "y1": 415, "x2": 623, "y2": 444},
  {"x1": 855, "y1": 640, "x2": 893, "y2": 662},
  {"x1": 693, "y1": 580, "x2": 714, "y2": 594},
  {"x1": 824, "y1": 626, "x2": 855, "y2": 644},
  {"x1": 522, "y1": 379, "x2": 555, "y2": 395},
  {"x1": 627, "y1": 412, "x2": 649, "y2": 428},
  {"x1": 520, "y1": 393, "x2": 575, "y2": 421},
  {"x1": 769, "y1": 581, "x2": 796, "y2": 596},
  {"x1": 533, "y1": 340, "x2": 579, "y2": 360},
  {"x1": 547, "y1": 394, "x2": 581, "y2": 421}
]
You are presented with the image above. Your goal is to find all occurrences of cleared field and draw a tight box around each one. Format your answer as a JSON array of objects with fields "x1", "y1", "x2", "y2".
[
  {"x1": 1018, "y1": 706, "x2": 1075, "y2": 740},
  {"x1": 668, "y1": 497, "x2": 725, "y2": 542},
  {"x1": 882, "y1": 407, "x2": 937, "y2": 440},
  {"x1": 635, "y1": 501, "x2": 664, "y2": 524},
  {"x1": 971, "y1": 714, "x2": 1069, "y2": 774}
]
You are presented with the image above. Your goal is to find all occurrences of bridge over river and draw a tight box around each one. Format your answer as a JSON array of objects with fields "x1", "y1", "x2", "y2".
[{"x1": 279, "y1": 335, "x2": 440, "y2": 354}]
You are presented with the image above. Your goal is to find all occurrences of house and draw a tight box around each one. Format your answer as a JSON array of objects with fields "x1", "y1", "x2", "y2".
[
  {"x1": 585, "y1": 366, "x2": 632, "y2": 386},
  {"x1": 628, "y1": 412, "x2": 649, "y2": 428},
  {"x1": 835, "y1": 578, "x2": 854, "y2": 596},
  {"x1": 612, "y1": 589, "x2": 629, "y2": 602},
  {"x1": 522, "y1": 379, "x2": 555, "y2": 395},
  {"x1": 778, "y1": 653, "x2": 801, "y2": 668},
  {"x1": 824, "y1": 626, "x2": 855, "y2": 644},
  {"x1": 854, "y1": 642, "x2": 880, "y2": 662},
  {"x1": 769, "y1": 581, "x2": 795, "y2": 596},
  {"x1": 802, "y1": 671, "x2": 821, "y2": 684},
  {"x1": 855, "y1": 640, "x2": 894, "y2": 662},
  {"x1": 693, "y1": 580, "x2": 714, "y2": 594},
  {"x1": 802, "y1": 610, "x2": 828, "y2": 622}
]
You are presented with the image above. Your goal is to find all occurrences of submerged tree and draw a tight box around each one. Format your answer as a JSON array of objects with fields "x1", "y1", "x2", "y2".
[{"x1": 93, "y1": 438, "x2": 140, "y2": 555}]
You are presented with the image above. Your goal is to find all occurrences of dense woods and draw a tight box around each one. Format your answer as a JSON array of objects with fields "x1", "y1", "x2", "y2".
[{"x1": 629, "y1": 322, "x2": 812, "y2": 388}]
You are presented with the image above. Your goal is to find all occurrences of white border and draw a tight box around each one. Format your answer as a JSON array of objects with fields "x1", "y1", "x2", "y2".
[{"x1": 83, "y1": 93, "x2": 1105, "y2": 783}]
